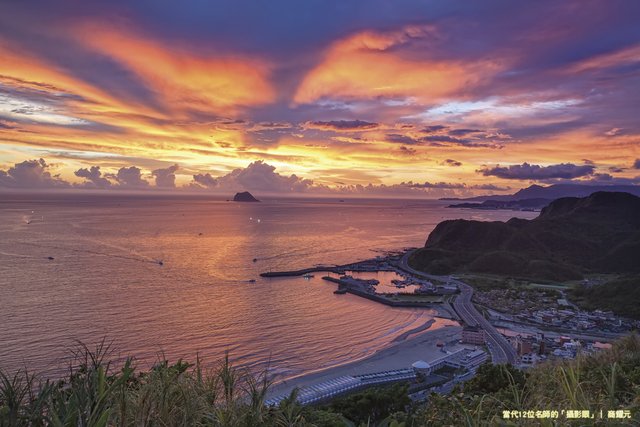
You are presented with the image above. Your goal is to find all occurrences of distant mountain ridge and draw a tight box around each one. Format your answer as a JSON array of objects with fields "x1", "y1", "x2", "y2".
[
  {"x1": 442, "y1": 183, "x2": 640, "y2": 202},
  {"x1": 410, "y1": 192, "x2": 640, "y2": 281},
  {"x1": 447, "y1": 198, "x2": 551, "y2": 211}
]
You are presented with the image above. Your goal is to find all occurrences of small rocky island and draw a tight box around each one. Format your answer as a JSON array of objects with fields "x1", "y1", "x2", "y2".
[{"x1": 233, "y1": 191, "x2": 260, "y2": 202}]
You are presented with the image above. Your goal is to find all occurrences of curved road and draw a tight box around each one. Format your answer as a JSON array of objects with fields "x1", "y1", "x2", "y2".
[{"x1": 398, "y1": 250, "x2": 517, "y2": 365}]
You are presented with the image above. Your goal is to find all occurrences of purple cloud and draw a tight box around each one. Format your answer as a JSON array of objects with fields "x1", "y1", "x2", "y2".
[
  {"x1": 113, "y1": 166, "x2": 149, "y2": 187},
  {"x1": 192, "y1": 173, "x2": 218, "y2": 188},
  {"x1": 443, "y1": 159, "x2": 462, "y2": 167},
  {"x1": 152, "y1": 164, "x2": 179, "y2": 188},
  {"x1": 480, "y1": 162, "x2": 596, "y2": 180},
  {"x1": 421, "y1": 125, "x2": 448, "y2": 133},
  {"x1": 305, "y1": 120, "x2": 379, "y2": 131},
  {"x1": 74, "y1": 166, "x2": 111, "y2": 188},
  {"x1": 0, "y1": 158, "x2": 69, "y2": 188},
  {"x1": 386, "y1": 134, "x2": 421, "y2": 145}
]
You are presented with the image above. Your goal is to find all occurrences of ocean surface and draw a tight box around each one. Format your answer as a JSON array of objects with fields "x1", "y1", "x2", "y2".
[{"x1": 0, "y1": 193, "x2": 537, "y2": 379}]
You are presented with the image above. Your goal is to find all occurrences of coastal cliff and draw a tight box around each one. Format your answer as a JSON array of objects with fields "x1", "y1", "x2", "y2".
[{"x1": 410, "y1": 192, "x2": 640, "y2": 281}]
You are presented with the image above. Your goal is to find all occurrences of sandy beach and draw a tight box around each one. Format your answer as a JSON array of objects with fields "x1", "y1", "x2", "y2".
[{"x1": 267, "y1": 321, "x2": 464, "y2": 400}]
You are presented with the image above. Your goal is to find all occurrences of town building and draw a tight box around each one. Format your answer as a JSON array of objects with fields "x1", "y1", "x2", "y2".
[{"x1": 462, "y1": 325, "x2": 485, "y2": 345}]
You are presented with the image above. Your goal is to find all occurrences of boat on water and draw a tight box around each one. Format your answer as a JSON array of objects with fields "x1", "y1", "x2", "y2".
[
  {"x1": 302, "y1": 273, "x2": 315, "y2": 279},
  {"x1": 253, "y1": 258, "x2": 258, "y2": 262}
]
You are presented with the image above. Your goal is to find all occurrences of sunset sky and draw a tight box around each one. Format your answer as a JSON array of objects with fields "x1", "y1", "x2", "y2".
[{"x1": 1, "y1": 0, "x2": 639, "y2": 196}]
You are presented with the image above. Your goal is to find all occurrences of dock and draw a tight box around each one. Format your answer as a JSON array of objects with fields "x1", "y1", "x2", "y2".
[{"x1": 322, "y1": 276, "x2": 443, "y2": 308}]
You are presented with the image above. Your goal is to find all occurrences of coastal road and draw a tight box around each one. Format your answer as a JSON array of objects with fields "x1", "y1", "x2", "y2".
[{"x1": 398, "y1": 250, "x2": 517, "y2": 365}]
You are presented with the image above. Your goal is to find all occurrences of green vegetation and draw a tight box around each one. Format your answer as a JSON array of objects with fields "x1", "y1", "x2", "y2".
[
  {"x1": 460, "y1": 274, "x2": 536, "y2": 291},
  {"x1": 570, "y1": 275, "x2": 640, "y2": 320},
  {"x1": 412, "y1": 335, "x2": 640, "y2": 426},
  {"x1": 2, "y1": 335, "x2": 640, "y2": 426},
  {"x1": 319, "y1": 383, "x2": 411, "y2": 425},
  {"x1": 410, "y1": 192, "x2": 640, "y2": 281}
]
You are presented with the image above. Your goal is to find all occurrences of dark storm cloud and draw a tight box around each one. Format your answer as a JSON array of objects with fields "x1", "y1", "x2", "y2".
[{"x1": 480, "y1": 162, "x2": 596, "y2": 180}]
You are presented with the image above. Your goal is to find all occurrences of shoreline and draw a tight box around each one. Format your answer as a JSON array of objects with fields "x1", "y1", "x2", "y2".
[{"x1": 266, "y1": 321, "x2": 463, "y2": 400}]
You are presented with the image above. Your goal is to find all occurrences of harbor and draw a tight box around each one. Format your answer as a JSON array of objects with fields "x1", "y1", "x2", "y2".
[
  {"x1": 260, "y1": 250, "x2": 459, "y2": 317},
  {"x1": 260, "y1": 250, "x2": 483, "y2": 405},
  {"x1": 260, "y1": 248, "x2": 628, "y2": 406}
]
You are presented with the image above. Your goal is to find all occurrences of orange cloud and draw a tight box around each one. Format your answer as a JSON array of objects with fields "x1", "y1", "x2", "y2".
[
  {"x1": 293, "y1": 26, "x2": 501, "y2": 105},
  {"x1": 566, "y1": 43, "x2": 640, "y2": 73},
  {"x1": 0, "y1": 40, "x2": 144, "y2": 119},
  {"x1": 0, "y1": 35, "x2": 265, "y2": 169},
  {"x1": 71, "y1": 23, "x2": 275, "y2": 116}
]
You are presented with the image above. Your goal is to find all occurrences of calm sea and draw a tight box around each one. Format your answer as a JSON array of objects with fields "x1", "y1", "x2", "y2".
[{"x1": 0, "y1": 193, "x2": 536, "y2": 379}]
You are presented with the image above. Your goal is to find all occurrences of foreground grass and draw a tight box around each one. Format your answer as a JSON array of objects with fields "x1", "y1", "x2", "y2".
[
  {"x1": 0, "y1": 340, "x2": 348, "y2": 427},
  {"x1": 2, "y1": 336, "x2": 640, "y2": 426}
]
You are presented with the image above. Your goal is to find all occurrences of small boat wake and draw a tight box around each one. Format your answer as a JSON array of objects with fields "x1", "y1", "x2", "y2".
[{"x1": 17, "y1": 241, "x2": 164, "y2": 266}]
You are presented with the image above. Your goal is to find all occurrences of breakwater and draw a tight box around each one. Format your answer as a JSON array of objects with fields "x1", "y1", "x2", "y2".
[{"x1": 260, "y1": 266, "x2": 342, "y2": 277}]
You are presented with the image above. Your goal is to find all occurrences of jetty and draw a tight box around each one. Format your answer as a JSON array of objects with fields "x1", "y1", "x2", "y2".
[{"x1": 260, "y1": 266, "x2": 342, "y2": 277}]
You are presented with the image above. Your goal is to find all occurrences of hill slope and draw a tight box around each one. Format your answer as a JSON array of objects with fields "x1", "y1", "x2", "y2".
[{"x1": 410, "y1": 192, "x2": 640, "y2": 280}]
